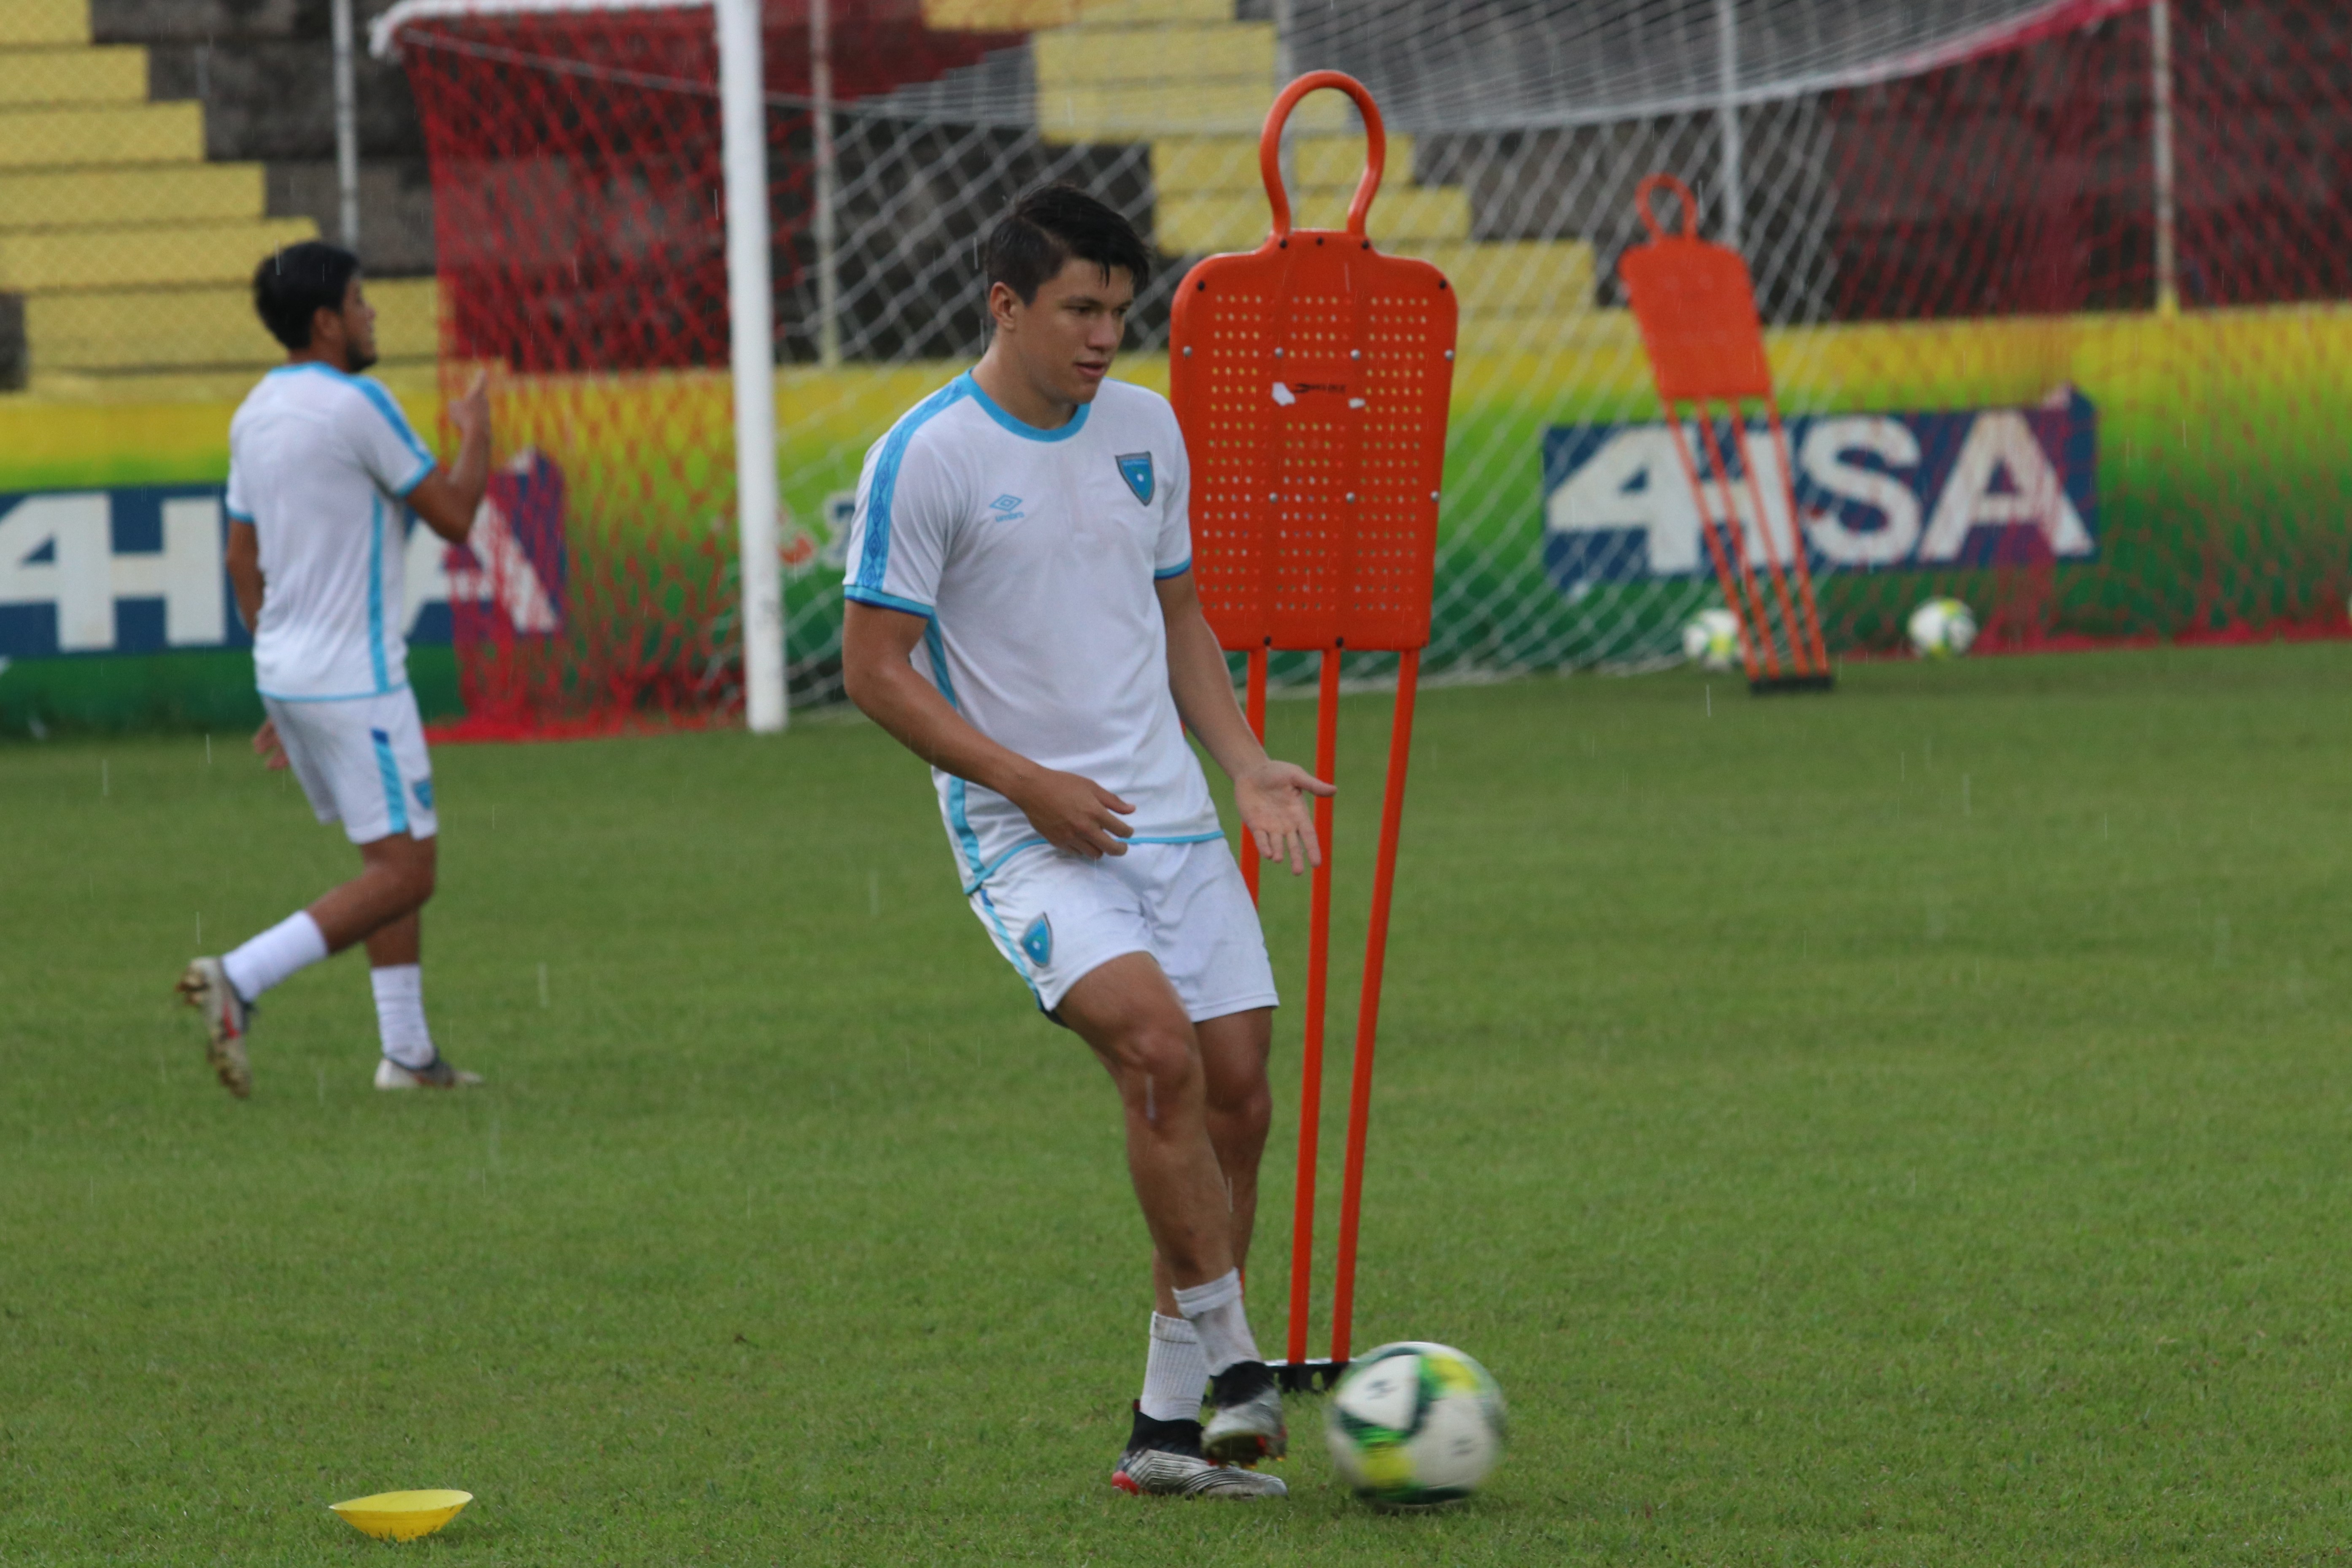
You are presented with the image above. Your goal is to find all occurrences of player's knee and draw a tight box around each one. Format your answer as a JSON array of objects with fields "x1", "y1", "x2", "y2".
[
  {"x1": 378, "y1": 841, "x2": 435, "y2": 909},
  {"x1": 1208, "y1": 1070, "x2": 1272, "y2": 1132},
  {"x1": 1119, "y1": 1021, "x2": 1203, "y2": 1104}
]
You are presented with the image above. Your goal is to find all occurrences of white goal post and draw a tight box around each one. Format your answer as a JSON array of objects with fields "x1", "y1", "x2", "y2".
[{"x1": 372, "y1": 0, "x2": 787, "y2": 734}]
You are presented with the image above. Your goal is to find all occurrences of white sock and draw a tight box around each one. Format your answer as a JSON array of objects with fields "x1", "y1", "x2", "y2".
[
  {"x1": 1171, "y1": 1268, "x2": 1262, "y2": 1376},
  {"x1": 1139, "y1": 1312, "x2": 1210, "y2": 1423},
  {"x1": 221, "y1": 911, "x2": 327, "y2": 1003},
  {"x1": 370, "y1": 964, "x2": 436, "y2": 1070}
]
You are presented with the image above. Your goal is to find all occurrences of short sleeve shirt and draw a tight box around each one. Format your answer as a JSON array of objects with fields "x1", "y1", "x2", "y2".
[
  {"x1": 226, "y1": 364, "x2": 437, "y2": 701},
  {"x1": 840, "y1": 372, "x2": 1219, "y2": 888}
]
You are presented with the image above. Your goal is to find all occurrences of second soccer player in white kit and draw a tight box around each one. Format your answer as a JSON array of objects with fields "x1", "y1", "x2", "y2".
[
  {"x1": 178, "y1": 241, "x2": 492, "y2": 1096},
  {"x1": 841, "y1": 186, "x2": 1332, "y2": 1498}
]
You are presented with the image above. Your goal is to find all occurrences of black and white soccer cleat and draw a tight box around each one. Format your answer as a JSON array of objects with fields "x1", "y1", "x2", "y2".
[
  {"x1": 1111, "y1": 1407, "x2": 1287, "y2": 1499},
  {"x1": 1201, "y1": 1360, "x2": 1288, "y2": 1465}
]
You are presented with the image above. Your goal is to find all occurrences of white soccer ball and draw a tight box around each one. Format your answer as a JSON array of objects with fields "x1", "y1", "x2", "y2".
[
  {"x1": 1324, "y1": 1341, "x2": 1506, "y2": 1507},
  {"x1": 1680, "y1": 607, "x2": 1741, "y2": 671},
  {"x1": 1906, "y1": 597, "x2": 1979, "y2": 659}
]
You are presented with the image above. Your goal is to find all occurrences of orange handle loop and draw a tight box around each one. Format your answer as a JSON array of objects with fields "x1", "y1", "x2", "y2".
[
  {"x1": 1259, "y1": 70, "x2": 1386, "y2": 241},
  {"x1": 1635, "y1": 172, "x2": 1700, "y2": 243}
]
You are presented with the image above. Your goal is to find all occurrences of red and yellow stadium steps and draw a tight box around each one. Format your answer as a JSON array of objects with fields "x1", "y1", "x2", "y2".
[{"x1": 0, "y1": 0, "x2": 435, "y2": 402}]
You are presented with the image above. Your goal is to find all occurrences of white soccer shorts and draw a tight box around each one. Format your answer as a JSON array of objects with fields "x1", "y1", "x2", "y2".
[
  {"x1": 966, "y1": 837, "x2": 1278, "y2": 1021},
  {"x1": 261, "y1": 688, "x2": 438, "y2": 845}
]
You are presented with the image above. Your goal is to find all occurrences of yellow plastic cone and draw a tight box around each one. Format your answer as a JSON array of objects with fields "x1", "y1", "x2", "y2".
[{"x1": 327, "y1": 1489, "x2": 473, "y2": 1542}]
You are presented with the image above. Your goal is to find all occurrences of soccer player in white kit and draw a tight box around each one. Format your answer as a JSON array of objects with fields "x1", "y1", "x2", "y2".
[
  {"x1": 177, "y1": 242, "x2": 491, "y2": 1097},
  {"x1": 841, "y1": 186, "x2": 1333, "y2": 1499}
]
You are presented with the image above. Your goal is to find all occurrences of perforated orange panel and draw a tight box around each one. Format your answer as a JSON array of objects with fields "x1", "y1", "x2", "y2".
[
  {"x1": 1170, "y1": 72, "x2": 1457, "y2": 654},
  {"x1": 1618, "y1": 174, "x2": 1773, "y2": 401}
]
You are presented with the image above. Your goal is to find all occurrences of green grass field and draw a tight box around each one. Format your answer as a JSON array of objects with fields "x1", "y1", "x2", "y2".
[{"x1": 8, "y1": 644, "x2": 2352, "y2": 1564}]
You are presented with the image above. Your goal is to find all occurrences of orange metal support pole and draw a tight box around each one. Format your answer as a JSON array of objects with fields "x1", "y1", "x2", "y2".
[
  {"x1": 1328, "y1": 647, "x2": 1417, "y2": 1367},
  {"x1": 1242, "y1": 647, "x2": 1268, "y2": 903},
  {"x1": 1285, "y1": 645, "x2": 1343, "y2": 1368},
  {"x1": 1763, "y1": 403, "x2": 1833, "y2": 670},
  {"x1": 1667, "y1": 402, "x2": 1768, "y2": 681},
  {"x1": 1727, "y1": 398, "x2": 1808, "y2": 676},
  {"x1": 1692, "y1": 405, "x2": 1785, "y2": 677}
]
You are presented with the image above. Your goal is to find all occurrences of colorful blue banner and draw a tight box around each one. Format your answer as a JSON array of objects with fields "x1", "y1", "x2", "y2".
[
  {"x1": 0, "y1": 456, "x2": 569, "y2": 660},
  {"x1": 1540, "y1": 392, "x2": 2098, "y2": 599}
]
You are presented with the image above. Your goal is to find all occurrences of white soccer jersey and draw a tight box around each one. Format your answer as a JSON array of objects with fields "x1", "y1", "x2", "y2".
[
  {"x1": 842, "y1": 371, "x2": 1222, "y2": 889},
  {"x1": 225, "y1": 363, "x2": 437, "y2": 701}
]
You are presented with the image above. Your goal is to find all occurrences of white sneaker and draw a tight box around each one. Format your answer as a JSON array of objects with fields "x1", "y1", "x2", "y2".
[
  {"x1": 375, "y1": 1055, "x2": 483, "y2": 1090},
  {"x1": 176, "y1": 957, "x2": 251, "y2": 1098}
]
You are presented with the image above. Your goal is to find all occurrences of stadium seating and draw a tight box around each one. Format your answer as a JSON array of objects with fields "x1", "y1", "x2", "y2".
[
  {"x1": 931, "y1": 0, "x2": 1616, "y2": 355},
  {"x1": 0, "y1": 0, "x2": 436, "y2": 400}
]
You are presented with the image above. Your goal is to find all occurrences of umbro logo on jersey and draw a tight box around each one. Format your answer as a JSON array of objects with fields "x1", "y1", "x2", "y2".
[
  {"x1": 1116, "y1": 453, "x2": 1155, "y2": 506},
  {"x1": 990, "y1": 494, "x2": 1022, "y2": 512}
]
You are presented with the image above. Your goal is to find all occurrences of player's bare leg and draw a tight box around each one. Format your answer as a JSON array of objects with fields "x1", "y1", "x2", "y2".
[
  {"x1": 1062, "y1": 954, "x2": 1239, "y2": 1293},
  {"x1": 307, "y1": 832, "x2": 437, "y2": 951},
  {"x1": 1151, "y1": 1006, "x2": 1273, "y2": 1315},
  {"x1": 1062, "y1": 957, "x2": 1287, "y2": 1492},
  {"x1": 312, "y1": 837, "x2": 476, "y2": 1089},
  {"x1": 183, "y1": 832, "x2": 474, "y2": 1093}
]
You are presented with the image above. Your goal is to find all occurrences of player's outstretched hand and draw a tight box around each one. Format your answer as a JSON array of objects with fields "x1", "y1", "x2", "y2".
[
  {"x1": 1010, "y1": 767, "x2": 1136, "y2": 859},
  {"x1": 251, "y1": 719, "x2": 289, "y2": 772},
  {"x1": 449, "y1": 369, "x2": 491, "y2": 442},
  {"x1": 1236, "y1": 760, "x2": 1334, "y2": 876}
]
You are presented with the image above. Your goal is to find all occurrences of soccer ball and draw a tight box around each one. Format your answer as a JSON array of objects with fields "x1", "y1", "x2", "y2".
[
  {"x1": 1906, "y1": 597, "x2": 1979, "y2": 659},
  {"x1": 1324, "y1": 1341, "x2": 1506, "y2": 1506},
  {"x1": 1680, "y1": 607, "x2": 1741, "y2": 671}
]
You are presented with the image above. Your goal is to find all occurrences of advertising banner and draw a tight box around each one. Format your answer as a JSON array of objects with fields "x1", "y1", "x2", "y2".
[
  {"x1": 0, "y1": 454, "x2": 568, "y2": 661},
  {"x1": 1541, "y1": 391, "x2": 2098, "y2": 600}
]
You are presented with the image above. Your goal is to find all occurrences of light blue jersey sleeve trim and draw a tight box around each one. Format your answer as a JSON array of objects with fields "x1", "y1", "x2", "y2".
[
  {"x1": 843, "y1": 584, "x2": 935, "y2": 618},
  {"x1": 393, "y1": 454, "x2": 435, "y2": 497},
  {"x1": 224, "y1": 504, "x2": 256, "y2": 523},
  {"x1": 1152, "y1": 556, "x2": 1192, "y2": 580},
  {"x1": 349, "y1": 374, "x2": 435, "y2": 467},
  {"x1": 853, "y1": 378, "x2": 970, "y2": 596}
]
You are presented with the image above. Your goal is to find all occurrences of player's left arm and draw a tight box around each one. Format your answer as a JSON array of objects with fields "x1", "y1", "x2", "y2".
[
  {"x1": 1156, "y1": 569, "x2": 1332, "y2": 875},
  {"x1": 405, "y1": 371, "x2": 492, "y2": 543}
]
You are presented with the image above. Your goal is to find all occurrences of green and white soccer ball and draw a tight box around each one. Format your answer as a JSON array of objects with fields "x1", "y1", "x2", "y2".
[
  {"x1": 1906, "y1": 596, "x2": 1979, "y2": 658},
  {"x1": 1680, "y1": 607, "x2": 1741, "y2": 671},
  {"x1": 1324, "y1": 1341, "x2": 1507, "y2": 1506}
]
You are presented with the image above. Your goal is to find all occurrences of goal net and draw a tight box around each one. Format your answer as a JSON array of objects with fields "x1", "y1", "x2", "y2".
[{"x1": 377, "y1": 0, "x2": 2352, "y2": 731}]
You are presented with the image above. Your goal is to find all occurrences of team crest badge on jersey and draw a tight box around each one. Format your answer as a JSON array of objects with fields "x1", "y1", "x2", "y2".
[
  {"x1": 1116, "y1": 452, "x2": 1154, "y2": 506},
  {"x1": 1020, "y1": 914, "x2": 1053, "y2": 967}
]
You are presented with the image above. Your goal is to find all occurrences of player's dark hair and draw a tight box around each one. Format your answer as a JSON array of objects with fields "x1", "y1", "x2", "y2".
[
  {"x1": 983, "y1": 184, "x2": 1152, "y2": 305},
  {"x1": 252, "y1": 241, "x2": 361, "y2": 350}
]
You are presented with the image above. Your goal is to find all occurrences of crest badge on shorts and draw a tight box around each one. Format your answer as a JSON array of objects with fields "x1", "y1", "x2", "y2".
[
  {"x1": 1116, "y1": 452, "x2": 1154, "y2": 506},
  {"x1": 1020, "y1": 914, "x2": 1053, "y2": 966}
]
